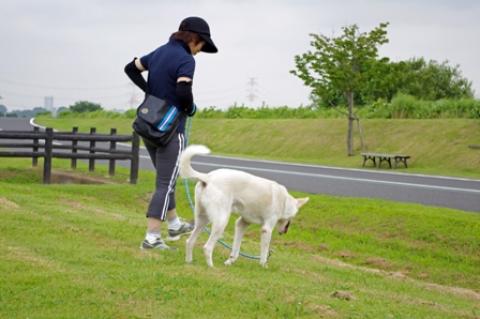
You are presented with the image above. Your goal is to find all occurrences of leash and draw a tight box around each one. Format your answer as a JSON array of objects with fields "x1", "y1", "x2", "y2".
[{"x1": 182, "y1": 117, "x2": 262, "y2": 260}]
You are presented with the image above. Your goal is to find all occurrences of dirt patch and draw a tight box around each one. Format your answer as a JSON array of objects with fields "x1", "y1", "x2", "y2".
[
  {"x1": 0, "y1": 197, "x2": 19, "y2": 209},
  {"x1": 318, "y1": 243, "x2": 329, "y2": 251},
  {"x1": 50, "y1": 171, "x2": 113, "y2": 185},
  {"x1": 307, "y1": 303, "x2": 338, "y2": 318},
  {"x1": 284, "y1": 293, "x2": 338, "y2": 317},
  {"x1": 6, "y1": 245, "x2": 65, "y2": 272},
  {"x1": 331, "y1": 290, "x2": 355, "y2": 301},
  {"x1": 280, "y1": 241, "x2": 323, "y2": 253},
  {"x1": 59, "y1": 199, "x2": 127, "y2": 221},
  {"x1": 312, "y1": 255, "x2": 480, "y2": 301},
  {"x1": 272, "y1": 240, "x2": 330, "y2": 255},
  {"x1": 288, "y1": 267, "x2": 327, "y2": 283},
  {"x1": 336, "y1": 250, "x2": 356, "y2": 259},
  {"x1": 363, "y1": 257, "x2": 392, "y2": 270}
]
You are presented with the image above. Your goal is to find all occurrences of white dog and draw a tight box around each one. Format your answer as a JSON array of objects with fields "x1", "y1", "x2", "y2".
[{"x1": 179, "y1": 145, "x2": 309, "y2": 267}]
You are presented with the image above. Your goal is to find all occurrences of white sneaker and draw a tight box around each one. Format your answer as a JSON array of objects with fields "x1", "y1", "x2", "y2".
[
  {"x1": 167, "y1": 221, "x2": 194, "y2": 241},
  {"x1": 140, "y1": 238, "x2": 171, "y2": 250}
]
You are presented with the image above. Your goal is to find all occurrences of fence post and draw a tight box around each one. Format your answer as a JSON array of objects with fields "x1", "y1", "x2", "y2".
[
  {"x1": 130, "y1": 132, "x2": 140, "y2": 184},
  {"x1": 71, "y1": 127, "x2": 78, "y2": 169},
  {"x1": 109, "y1": 128, "x2": 117, "y2": 176},
  {"x1": 32, "y1": 126, "x2": 39, "y2": 167},
  {"x1": 89, "y1": 127, "x2": 96, "y2": 172},
  {"x1": 43, "y1": 128, "x2": 53, "y2": 184}
]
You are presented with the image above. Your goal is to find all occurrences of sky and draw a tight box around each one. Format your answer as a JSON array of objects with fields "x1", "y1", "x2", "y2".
[{"x1": 0, "y1": 0, "x2": 479, "y2": 111}]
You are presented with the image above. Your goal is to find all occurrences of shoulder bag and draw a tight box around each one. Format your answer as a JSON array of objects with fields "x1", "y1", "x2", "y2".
[{"x1": 132, "y1": 94, "x2": 181, "y2": 147}]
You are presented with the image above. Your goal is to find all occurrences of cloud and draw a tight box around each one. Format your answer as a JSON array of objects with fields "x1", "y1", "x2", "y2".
[{"x1": 0, "y1": 0, "x2": 478, "y2": 110}]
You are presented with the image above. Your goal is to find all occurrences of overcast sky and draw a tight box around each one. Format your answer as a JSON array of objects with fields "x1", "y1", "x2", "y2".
[{"x1": 1, "y1": 0, "x2": 479, "y2": 111}]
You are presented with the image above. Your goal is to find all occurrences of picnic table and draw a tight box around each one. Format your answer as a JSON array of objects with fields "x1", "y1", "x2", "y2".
[{"x1": 361, "y1": 152, "x2": 411, "y2": 169}]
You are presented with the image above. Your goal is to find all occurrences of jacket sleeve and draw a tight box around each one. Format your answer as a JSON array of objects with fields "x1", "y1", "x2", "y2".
[
  {"x1": 124, "y1": 58, "x2": 149, "y2": 93},
  {"x1": 176, "y1": 81, "x2": 196, "y2": 116}
]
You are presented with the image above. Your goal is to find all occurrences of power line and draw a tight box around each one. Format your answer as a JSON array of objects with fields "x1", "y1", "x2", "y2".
[
  {"x1": 0, "y1": 78, "x2": 130, "y2": 91},
  {"x1": 195, "y1": 86, "x2": 239, "y2": 95},
  {"x1": 0, "y1": 89, "x2": 131, "y2": 101}
]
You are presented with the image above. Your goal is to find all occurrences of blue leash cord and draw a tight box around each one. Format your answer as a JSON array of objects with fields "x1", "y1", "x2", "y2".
[{"x1": 182, "y1": 117, "x2": 261, "y2": 260}]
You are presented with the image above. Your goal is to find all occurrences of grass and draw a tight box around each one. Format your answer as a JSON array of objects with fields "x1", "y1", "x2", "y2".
[
  {"x1": 35, "y1": 116, "x2": 480, "y2": 179},
  {"x1": 0, "y1": 158, "x2": 479, "y2": 318}
]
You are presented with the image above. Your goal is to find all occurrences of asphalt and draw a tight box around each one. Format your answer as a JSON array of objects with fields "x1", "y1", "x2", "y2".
[{"x1": 1, "y1": 117, "x2": 479, "y2": 212}]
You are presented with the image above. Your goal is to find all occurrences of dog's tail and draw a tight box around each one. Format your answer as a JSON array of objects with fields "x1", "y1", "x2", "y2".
[{"x1": 179, "y1": 144, "x2": 210, "y2": 183}]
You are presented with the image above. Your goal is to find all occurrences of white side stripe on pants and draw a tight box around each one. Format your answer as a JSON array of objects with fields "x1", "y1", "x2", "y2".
[{"x1": 160, "y1": 133, "x2": 185, "y2": 220}]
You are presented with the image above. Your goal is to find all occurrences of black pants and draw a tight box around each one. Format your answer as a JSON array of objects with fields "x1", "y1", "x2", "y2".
[{"x1": 143, "y1": 133, "x2": 185, "y2": 221}]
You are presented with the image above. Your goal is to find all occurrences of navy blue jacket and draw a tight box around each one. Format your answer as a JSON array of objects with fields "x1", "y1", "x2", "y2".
[{"x1": 140, "y1": 38, "x2": 195, "y2": 133}]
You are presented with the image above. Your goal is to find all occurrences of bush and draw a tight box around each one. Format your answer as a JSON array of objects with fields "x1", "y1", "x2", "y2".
[
  {"x1": 196, "y1": 105, "x2": 326, "y2": 119},
  {"x1": 359, "y1": 94, "x2": 480, "y2": 119},
  {"x1": 58, "y1": 110, "x2": 126, "y2": 119},
  {"x1": 357, "y1": 99, "x2": 391, "y2": 119},
  {"x1": 434, "y1": 98, "x2": 480, "y2": 118},
  {"x1": 124, "y1": 109, "x2": 136, "y2": 119},
  {"x1": 39, "y1": 97, "x2": 480, "y2": 120},
  {"x1": 69, "y1": 101, "x2": 103, "y2": 113},
  {"x1": 389, "y1": 93, "x2": 422, "y2": 118}
]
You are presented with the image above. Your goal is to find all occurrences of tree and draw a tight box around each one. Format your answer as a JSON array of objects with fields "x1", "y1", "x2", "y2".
[
  {"x1": 291, "y1": 22, "x2": 389, "y2": 155},
  {"x1": 359, "y1": 57, "x2": 474, "y2": 103},
  {"x1": 0, "y1": 104, "x2": 7, "y2": 117},
  {"x1": 69, "y1": 101, "x2": 103, "y2": 113},
  {"x1": 57, "y1": 106, "x2": 69, "y2": 114},
  {"x1": 393, "y1": 58, "x2": 474, "y2": 100}
]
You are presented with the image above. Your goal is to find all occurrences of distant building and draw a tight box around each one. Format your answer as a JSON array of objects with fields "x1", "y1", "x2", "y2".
[{"x1": 44, "y1": 96, "x2": 57, "y2": 116}]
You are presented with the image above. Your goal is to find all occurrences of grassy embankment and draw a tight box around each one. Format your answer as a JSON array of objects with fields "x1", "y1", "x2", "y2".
[
  {"x1": 0, "y1": 156, "x2": 479, "y2": 318},
  {"x1": 36, "y1": 116, "x2": 480, "y2": 179}
]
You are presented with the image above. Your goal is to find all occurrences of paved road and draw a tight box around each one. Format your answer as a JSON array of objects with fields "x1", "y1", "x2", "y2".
[{"x1": 1, "y1": 118, "x2": 479, "y2": 212}]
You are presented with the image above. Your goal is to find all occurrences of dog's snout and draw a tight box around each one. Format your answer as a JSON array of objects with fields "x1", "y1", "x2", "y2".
[{"x1": 279, "y1": 220, "x2": 291, "y2": 235}]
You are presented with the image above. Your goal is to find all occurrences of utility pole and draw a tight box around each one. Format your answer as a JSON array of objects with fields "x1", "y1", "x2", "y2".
[{"x1": 246, "y1": 77, "x2": 258, "y2": 105}]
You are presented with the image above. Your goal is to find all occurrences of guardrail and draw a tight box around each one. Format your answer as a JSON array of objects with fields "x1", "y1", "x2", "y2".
[{"x1": 0, "y1": 127, "x2": 140, "y2": 184}]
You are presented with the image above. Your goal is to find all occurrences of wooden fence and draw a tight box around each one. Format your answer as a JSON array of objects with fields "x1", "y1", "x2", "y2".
[{"x1": 0, "y1": 127, "x2": 140, "y2": 184}]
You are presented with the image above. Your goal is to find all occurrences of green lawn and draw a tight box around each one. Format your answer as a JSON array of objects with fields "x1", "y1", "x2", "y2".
[
  {"x1": 35, "y1": 116, "x2": 480, "y2": 179},
  {"x1": 0, "y1": 158, "x2": 479, "y2": 318}
]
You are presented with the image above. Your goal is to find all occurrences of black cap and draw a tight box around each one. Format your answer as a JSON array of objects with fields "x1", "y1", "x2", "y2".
[{"x1": 179, "y1": 17, "x2": 218, "y2": 53}]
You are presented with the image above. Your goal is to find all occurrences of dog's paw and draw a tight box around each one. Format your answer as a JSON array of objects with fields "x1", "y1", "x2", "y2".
[
  {"x1": 224, "y1": 258, "x2": 234, "y2": 266},
  {"x1": 260, "y1": 262, "x2": 269, "y2": 268}
]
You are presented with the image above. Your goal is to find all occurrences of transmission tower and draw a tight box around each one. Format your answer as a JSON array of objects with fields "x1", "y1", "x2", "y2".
[{"x1": 246, "y1": 77, "x2": 259, "y2": 105}]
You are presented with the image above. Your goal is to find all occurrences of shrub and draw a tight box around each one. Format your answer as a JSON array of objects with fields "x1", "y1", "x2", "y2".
[
  {"x1": 124, "y1": 109, "x2": 136, "y2": 119},
  {"x1": 360, "y1": 94, "x2": 480, "y2": 119}
]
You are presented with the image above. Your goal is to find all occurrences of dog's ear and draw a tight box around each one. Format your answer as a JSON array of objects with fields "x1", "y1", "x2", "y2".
[{"x1": 296, "y1": 197, "x2": 309, "y2": 209}]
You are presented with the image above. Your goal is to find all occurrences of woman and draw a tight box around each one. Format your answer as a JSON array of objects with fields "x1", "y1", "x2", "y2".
[{"x1": 124, "y1": 17, "x2": 218, "y2": 250}]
